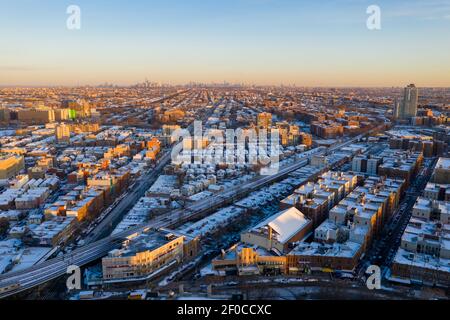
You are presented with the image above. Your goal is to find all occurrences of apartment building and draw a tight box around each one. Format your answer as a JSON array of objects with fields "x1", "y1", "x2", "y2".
[
  {"x1": 377, "y1": 149, "x2": 423, "y2": 186},
  {"x1": 423, "y1": 182, "x2": 450, "y2": 201},
  {"x1": 55, "y1": 123, "x2": 71, "y2": 144},
  {"x1": 102, "y1": 229, "x2": 199, "y2": 282},
  {"x1": 288, "y1": 177, "x2": 404, "y2": 272},
  {"x1": 391, "y1": 158, "x2": 450, "y2": 286},
  {"x1": 145, "y1": 137, "x2": 161, "y2": 160},
  {"x1": 432, "y1": 157, "x2": 450, "y2": 184},
  {"x1": 0, "y1": 154, "x2": 25, "y2": 180},
  {"x1": 31, "y1": 216, "x2": 77, "y2": 246},
  {"x1": 257, "y1": 112, "x2": 273, "y2": 129},
  {"x1": 17, "y1": 108, "x2": 55, "y2": 124},
  {"x1": 62, "y1": 99, "x2": 92, "y2": 118},
  {"x1": 54, "y1": 108, "x2": 70, "y2": 121},
  {"x1": 391, "y1": 215, "x2": 450, "y2": 286},
  {"x1": 387, "y1": 130, "x2": 447, "y2": 157},
  {"x1": 352, "y1": 155, "x2": 382, "y2": 175},
  {"x1": 280, "y1": 172, "x2": 358, "y2": 228},
  {"x1": 310, "y1": 120, "x2": 344, "y2": 139}
]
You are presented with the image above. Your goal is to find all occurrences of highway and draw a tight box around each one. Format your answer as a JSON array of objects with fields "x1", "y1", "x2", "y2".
[{"x1": 0, "y1": 126, "x2": 378, "y2": 299}]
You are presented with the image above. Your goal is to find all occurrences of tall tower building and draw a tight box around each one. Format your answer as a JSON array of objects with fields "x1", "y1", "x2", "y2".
[
  {"x1": 393, "y1": 98, "x2": 400, "y2": 119},
  {"x1": 402, "y1": 84, "x2": 418, "y2": 118},
  {"x1": 394, "y1": 84, "x2": 419, "y2": 120}
]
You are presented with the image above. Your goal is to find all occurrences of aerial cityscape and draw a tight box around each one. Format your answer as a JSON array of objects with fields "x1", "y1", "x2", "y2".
[{"x1": 0, "y1": 0, "x2": 449, "y2": 308}]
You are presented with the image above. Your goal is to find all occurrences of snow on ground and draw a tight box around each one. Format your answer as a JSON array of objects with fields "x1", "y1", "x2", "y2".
[
  {"x1": 200, "y1": 263, "x2": 220, "y2": 277},
  {"x1": 9, "y1": 247, "x2": 52, "y2": 272},
  {"x1": 113, "y1": 197, "x2": 166, "y2": 234},
  {"x1": 0, "y1": 240, "x2": 51, "y2": 274},
  {"x1": 178, "y1": 206, "x2": 245, "y2": 238}
]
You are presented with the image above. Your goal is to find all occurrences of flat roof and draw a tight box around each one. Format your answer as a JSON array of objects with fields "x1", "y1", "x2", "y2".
[
  {"x1": 108, "y1": 229, "x2": 184, "y2": 258},
  {"x1": 436, "y1": 157, "x2": 450, "y2": 171}
]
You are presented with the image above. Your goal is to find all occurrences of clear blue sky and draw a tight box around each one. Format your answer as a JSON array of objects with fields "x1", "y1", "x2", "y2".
[{"x1": 0, "y1": 0, "x2": 449, "y2": 86}]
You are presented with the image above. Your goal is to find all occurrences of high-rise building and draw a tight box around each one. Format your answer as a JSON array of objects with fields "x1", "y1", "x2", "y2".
[
  {"x1": 62, "y1": 99, "x2": 92, "y2": 118},
  {"x1": 367, "y1": 157, "x2": 381, "y2": 175},
  {"x1": 352, "y1": 156, "x2": 366, "y2": 173},
  {"x1": 55, "y1": 108, "x2": 70, "y2": 121},
  {"x1": 394, "y1": 84, "x2": 418, "y2": 120},
  {"x1": 17, "y1": 108, "x2": 55, "y2": 124},
  {"x1": 0, "y1": 108, "x2": 11, "y2": 122},
  {"x1": 403, "y1": 84, "x2": 418, "y2": 118},
  {"x1": 351, "y1": 156, "x2": 381, "y2": 175},
  {"x1": 55, "y1": 123, "x2": 71, "y2": 143},
  {"x1": 393, "y1": 98, "x2": 400, "y2": 119}
]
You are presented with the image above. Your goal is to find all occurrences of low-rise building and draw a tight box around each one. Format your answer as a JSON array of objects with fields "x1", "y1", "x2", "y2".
[
  {"x1": 280, "y1": 172, "x2": 358, "y2": 228},
  {"x1": 0, "y1": 154, "x2": 25, "y2": 179},
  {"x1": 432, "y1": 157, "x2": 450, "y2": 185},
  {"x1": 288, "y1": 177, "x2": 404, "y2": 272},
  {"x1": 240, "y1": 207, "x2": 313, "y2": 254},
  {"x1": 212, "y1": 244, "x2": 288, "y2": 276},
  {"x1": 31, "y1": 216, "x2": 77, "y2": 246},
  {"x1": 102, "y1": 228, "x2": 199, "y2": 282},
  {"x1": 377, "y1": 149, "x2": 423, "y2": 186},
  {"x1": 391, "y1": 158, "x2": 450, "y2": 287}
]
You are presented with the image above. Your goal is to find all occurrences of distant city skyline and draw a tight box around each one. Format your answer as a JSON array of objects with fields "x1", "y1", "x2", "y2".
[{"x1": 1, "y1": 0, "x2": 450, "y2": 87}]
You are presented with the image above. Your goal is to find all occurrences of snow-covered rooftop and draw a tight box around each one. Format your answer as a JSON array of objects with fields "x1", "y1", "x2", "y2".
[{"x1": 252, "y1": 207, "x2": 311, "y2": 244}]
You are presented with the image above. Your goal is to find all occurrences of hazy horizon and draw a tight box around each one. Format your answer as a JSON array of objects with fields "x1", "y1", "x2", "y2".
[{"x1": 1, "y1": 84, "x2": 450, "y2": 89}]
